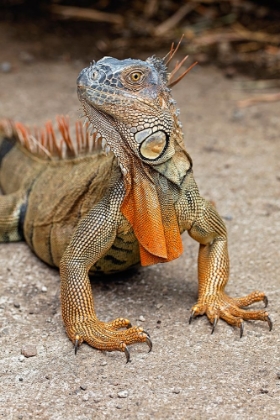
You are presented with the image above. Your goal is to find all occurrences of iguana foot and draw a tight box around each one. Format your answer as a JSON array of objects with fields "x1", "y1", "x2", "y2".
[
  {"x1": 189, "y1": 290, "x2": 272, "y2": 337},
  {"x1": 66, "y1": 317, "x2": 152, "y2": 362}
]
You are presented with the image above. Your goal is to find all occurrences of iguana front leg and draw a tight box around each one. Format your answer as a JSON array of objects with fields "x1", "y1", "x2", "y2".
[
  {"x1": 60, "y1": 180, "x2": 150, "y2": 361},
  {"x1": 188, "y1": 200, "x2": 272, "y2": 335}
]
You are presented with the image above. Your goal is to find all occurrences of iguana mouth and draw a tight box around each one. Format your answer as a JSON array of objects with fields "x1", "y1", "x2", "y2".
[{"x1": 80, "y1": 98, "x2": 115, "y2": 156}]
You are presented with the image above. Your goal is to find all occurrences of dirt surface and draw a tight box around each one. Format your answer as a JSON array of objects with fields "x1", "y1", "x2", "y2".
[{"x1": 0, "y1": 23, "x2": 280, "y2": 420}]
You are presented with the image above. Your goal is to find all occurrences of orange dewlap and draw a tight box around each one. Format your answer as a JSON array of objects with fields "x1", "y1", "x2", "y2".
[{"x1": 121, "y1": 166, "x2": 183, "y2": 266}]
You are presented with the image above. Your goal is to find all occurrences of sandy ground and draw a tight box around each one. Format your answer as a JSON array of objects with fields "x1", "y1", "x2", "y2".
[{"x1": 0, "y1": 23, "x2": 280, "y2": 420}]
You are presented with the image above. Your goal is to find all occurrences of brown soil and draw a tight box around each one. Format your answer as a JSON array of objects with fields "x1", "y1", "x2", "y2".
[{"x1": 0, "y1": 21, "x2": 280, "y2": 419}]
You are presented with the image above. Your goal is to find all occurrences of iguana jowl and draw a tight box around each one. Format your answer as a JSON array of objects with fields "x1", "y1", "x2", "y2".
[{"x1": 0, "y1": 53, "x2": 272, "y2": 361}]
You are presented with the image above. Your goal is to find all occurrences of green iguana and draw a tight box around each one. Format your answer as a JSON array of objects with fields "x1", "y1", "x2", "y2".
[{"x1": 0, "y1": 49, "x2": 272, "y2": 362}]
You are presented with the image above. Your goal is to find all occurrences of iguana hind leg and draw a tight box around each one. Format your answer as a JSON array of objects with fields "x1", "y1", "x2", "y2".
[
  {"x1": 0, "y1": 191, "x2": 26, "y2": 242},
  {"x1": 188, "y1": 200, "x2": 271, "y2": 335}
]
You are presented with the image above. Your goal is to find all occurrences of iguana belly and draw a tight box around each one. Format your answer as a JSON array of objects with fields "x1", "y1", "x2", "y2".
[{"x1": 89, "y1": 229, "x2": 140, "y2": 274}]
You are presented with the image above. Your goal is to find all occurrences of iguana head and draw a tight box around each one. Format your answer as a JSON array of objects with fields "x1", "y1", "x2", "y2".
[
  {"x1": 77, "y1": 55, "x2": 191, "y2": 170},
  {"x1": 77, "y1": 52, "x2": 195, "y2": 266}
]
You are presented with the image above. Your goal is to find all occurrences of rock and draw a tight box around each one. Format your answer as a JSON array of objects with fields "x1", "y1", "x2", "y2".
[
  {"x1": 21, "y1": 345, "x2": 37, "y2": 358},
  {"x1": 231, "y1": 109, "x2": 244, "y2": 121},
  {"x1": 118, "y1": 390, "x2": 128, "y2": 398},
  {"x1": 0, "y1": 62, "x2": 12, "y2": 73},
  {"x1": 19, "y1": 51, "x2": 35, "y2": 64}
]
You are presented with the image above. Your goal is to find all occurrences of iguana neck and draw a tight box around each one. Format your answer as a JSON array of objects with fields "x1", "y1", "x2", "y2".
[
  {"x1": 120, "y1": 130, "x2": 191, "y2": 267},
  {"x1": 83, "y1": 100, "x2": 192, "y2": 266}
]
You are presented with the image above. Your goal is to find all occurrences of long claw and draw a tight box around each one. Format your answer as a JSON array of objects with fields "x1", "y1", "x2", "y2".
[
  {"x1": 189, "y1": 310, "x2": 195, "y2": 325},
  {"x1": 267, "y1": 316, "x2": 273, "y2": 331},
  {"x1": 263, "y1": 296, "x2": 268, "y2": 308},
  {"x1": 211, "y1": 317, "x2": 218, "y2": 334},
  {"x1": 143, "y1": 330, "x2": 150, "y2": 337},
  {"x1": 124, "y1": 346, "x2": 131, "y2": 364},
  {"x1": 240, "y1": 321, "x2": 244, "y2": 338},
  {"x1": 74, "y1": 337, "x2": 79, "y2": 355},
  {"x1": 146, "y1": 336, "x2": 153, "y2": 353}
]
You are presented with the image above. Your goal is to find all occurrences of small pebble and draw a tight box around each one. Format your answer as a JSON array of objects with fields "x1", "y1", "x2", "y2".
[
  {"x1": 156, "y1": 303, "x2": 163, "y2": 309},
  {"x1": 277, "y1": 372, "x2": 280, "y2": 379},
  {"x1": 41, "y1": 286, "x2": 47, "y2": 292},
  {"x1": 118, "y1": 390, "x2": 129, "y2": 398},
  {"x1": 0, "y1": 62, "x2": 12, "y2": 73},
  {"x1": 100, "y1": 361, "x2": 107, "y2": 366},
  {"x1": 224, "y1": 66, "x2": 236, "y2": 78},
  {"x1": 173, "y1": 388, "x2": 180, "y2": 394},
  {"x1": 19, "y1": 377, "x2": 23, "y2": 382},
  {"x1": 19, "y1": 51, "x2": 35, "y2": 64},
  {"x1": 14, "y1": 302, "x2": 20, "y2": 308},
  {"x1": 80, "y1": 385, "x2": 87, "y2": 391},
  {"x1": 222, "y1": 214, "x2": 233, "y2": 221},
  {"x1": 21, "y1": 345, "x2": 37, "y2": 358},
  {"x1": 18, "y1": 355, "x2": 25, "y2": 362},
  {"x1": 231, "y1": 109, "x2": 244, "y2": 121},
  {"x1": 138, "y1": 315, "x2": 145, "y2": 322}
]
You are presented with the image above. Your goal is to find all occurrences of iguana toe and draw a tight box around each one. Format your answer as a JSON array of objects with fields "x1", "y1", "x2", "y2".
[
  {"x1": 190, "y1": 291, "x2": 272, "y2": 336},
  {"x1": 67, "y1": 319, "x2": 150, "y2": 361},
  {"x1": 105, "y1": 317, "x2": 132, "y2": 330}
]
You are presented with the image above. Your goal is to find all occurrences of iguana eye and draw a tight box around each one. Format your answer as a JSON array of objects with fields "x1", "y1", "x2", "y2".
[
  {"x1": 129, "y1": 71, "x2": 144, "y2": 82},
  {"x1": 139, "y1": 131, "x2": 167, "y2": 160},
  {"x1": 92, "y1": 70, "x2": 98, "y2": 80}
]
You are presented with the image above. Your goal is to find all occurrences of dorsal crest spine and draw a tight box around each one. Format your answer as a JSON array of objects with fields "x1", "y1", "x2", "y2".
[{"x1": 0, "y1": 116, "x2": 104, "y2": 160}]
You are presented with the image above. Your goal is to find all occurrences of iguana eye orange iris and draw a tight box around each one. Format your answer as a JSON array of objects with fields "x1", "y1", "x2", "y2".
[{"x1": 129, "y1": 71, "x2": 143, "y2": 82}]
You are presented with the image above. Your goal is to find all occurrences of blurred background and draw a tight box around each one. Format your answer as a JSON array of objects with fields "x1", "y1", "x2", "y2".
[
  {"x1": 0, "y1": 0, "x2": 280, "y2": 79},
  {"x1": 1, "y1": 4, "x2": 280, "y2": 419}
]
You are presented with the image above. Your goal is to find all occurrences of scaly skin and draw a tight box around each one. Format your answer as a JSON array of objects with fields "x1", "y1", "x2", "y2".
[{"x1": 0, "y1": 54, "x2": 271, "y2": 361}]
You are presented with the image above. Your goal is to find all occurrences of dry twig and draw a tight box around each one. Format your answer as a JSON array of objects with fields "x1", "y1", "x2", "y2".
[
  {"x1": 239, "y1": 80, "x2": 280, "y2": 90},
  {"x1": 238, "y1": 92, "x2": 280, "y2": 108},
  {"x1": 153, "y1": 3, "x2": 197, "y2": 37},
  {"x1": 50, "y1": 4, "x2": 124, "y2": 25}
]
